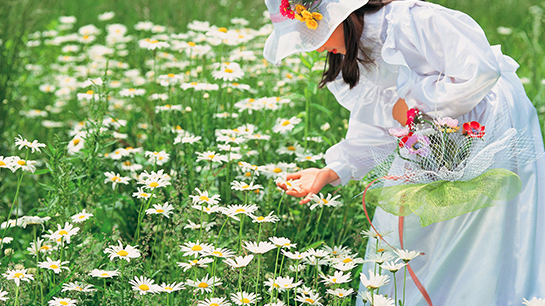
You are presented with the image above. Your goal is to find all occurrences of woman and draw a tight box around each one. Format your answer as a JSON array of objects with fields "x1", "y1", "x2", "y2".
[{"x1": 264, "y1": 0, "x2": 545, "y2": 305}]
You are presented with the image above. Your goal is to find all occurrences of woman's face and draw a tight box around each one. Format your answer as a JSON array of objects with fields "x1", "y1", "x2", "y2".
[{"x1": 316, "y1": 22, "x2": 345, "y2": 54}]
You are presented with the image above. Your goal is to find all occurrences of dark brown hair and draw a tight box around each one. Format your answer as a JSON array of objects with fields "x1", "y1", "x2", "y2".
[{"x1": 319, "y1": 0, "x2": 395, "y2": 89}]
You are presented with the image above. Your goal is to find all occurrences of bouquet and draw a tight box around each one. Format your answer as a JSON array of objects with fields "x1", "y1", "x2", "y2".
[{"x1": 365, "y1": 108, "x2": 530, "y2": 226}]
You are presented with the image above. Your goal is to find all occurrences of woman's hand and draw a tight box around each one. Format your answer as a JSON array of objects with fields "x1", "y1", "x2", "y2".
[{"x1": 276, "y1": 167, "x2": 340, "y2": 205}]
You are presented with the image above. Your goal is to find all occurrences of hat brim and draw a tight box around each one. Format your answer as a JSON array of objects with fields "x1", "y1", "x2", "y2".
[{"x1": 263, "y1": 0, "x2": 369, "y2": 65}]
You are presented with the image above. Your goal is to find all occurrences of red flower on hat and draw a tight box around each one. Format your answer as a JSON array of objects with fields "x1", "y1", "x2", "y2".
[
  {"x1": 406, "y1": 108, "x2": 420, "y2": 127},
  {"x1": 462, "y1": 121, "x2": 485, "y2": 138},
  {"x1": 280, "y1": 0, "x2": 295, "y2": 19}
]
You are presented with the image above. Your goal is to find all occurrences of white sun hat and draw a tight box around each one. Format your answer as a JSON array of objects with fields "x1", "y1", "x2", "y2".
[{"x1": 263, "y1": 0, "x2": 369, "y2": 65}]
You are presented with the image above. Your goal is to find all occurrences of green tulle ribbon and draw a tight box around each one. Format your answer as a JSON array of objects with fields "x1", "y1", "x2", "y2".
[{"x1": 365, "y1": 168, "x2": 522, "y2": 227}]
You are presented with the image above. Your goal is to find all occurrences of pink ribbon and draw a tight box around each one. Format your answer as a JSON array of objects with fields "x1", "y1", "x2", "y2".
[{"x1": 270, "y1": 12, "x2": 290, "y2": 23}]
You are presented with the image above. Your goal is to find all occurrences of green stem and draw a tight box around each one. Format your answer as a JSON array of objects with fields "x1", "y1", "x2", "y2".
[
  {"x1": 270, "y1": 247, "x2": 281, "y2": 302},
  {"x1": 403, "y1": 266, "x2": 407, "y2": 306},
  {"x1": 135, "y1": 189, "x2": 156, "y2": 242},
  {"x1": 273, "y1": 193, "x2": 286, "y2": 236},
  {"x1": 310, "y1": 207, "x2": 324, "y2": 243},
  {"x1": 2, "y1": 149, "x2": 28, "y2": 242},
  {"x1": 394, "y1": 271, "x2": 398, "y2": 306}
]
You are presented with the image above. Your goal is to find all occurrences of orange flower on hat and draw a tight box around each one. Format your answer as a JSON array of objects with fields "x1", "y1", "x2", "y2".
[
  {"x1": 312, "y1": 12, "x2": 323, "y2": 20},
  {"x1": 306, "y1": 19, "x2": 318, "y2": 30}
]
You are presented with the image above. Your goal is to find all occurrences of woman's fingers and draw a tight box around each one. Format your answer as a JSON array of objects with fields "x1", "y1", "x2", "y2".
[{"x1": 285, "y1": 172, "x2": 302, "y2": 181}]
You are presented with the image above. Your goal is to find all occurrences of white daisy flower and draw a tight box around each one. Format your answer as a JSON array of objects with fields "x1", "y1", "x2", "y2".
[
  {"x1": 186, "y1": 275, "x2": 222, "y2": 293},
  {"x1": 14, "y1": 135, "x2": 46, "y2": 153},
  {"x1": 38, "y1": 257, "x2": 70, "y2": 274},
  {"x1": 104, "y1": 241, "x2": 141, "y2": 262},
  {"x1": 197, "y1": 297, "x2": 231, "y2": 306},
  {"x1": 129, "y1": 276, "x2": 160, "y2": 295},
  {"x1": 294, "y1": 292, "x2": 323, "y2": 305},
  {"x1": 70, "y1": 209, "x2": 93, "y2": 223},
  {"x1": 159, "y1": 282, "x2": 184, "y2": 293},
  {"x1": 230, "y1": 291, "x2": 260, "y2": 305},
  {"x1": 224, "y1": 255, "x2": 254, "y2": 268},
  {"x1": 62, "y1": 282, "x2": 96, "y2": 292},
  {"x1": 320, "y1": 270, "x2": 352, "y2": 285},
  {"x1": 326, "y1": 288, "x2": 354, "y2": 299},
  {"x1": 269, "y1": 237, "x2": 296, "y2": 249},
  {"x1": 48, "y1": 297, "x2": 78, "y2": 306},
  {"x1": 359, "y1": 269, "x2": 390, "y2": 290},
  {"x1": 132, "y1": 187, "x2": 157, "y2": 199},
  {"x1": 180, "y1": 240, "x2": 213, "y2": 257},
  {"x1": 103, "y1": 171, "x2": 131, "y2": 190},
  {"x1": 3, "y1": 268, "x2": 34, "y2": 286},
  {"x1": 272, "y1": 117, "x2": 302, "y2": 134},
  {"x1": 243, "y1": 241, "x2": 277, "y2": 254},
  {"x1": 177, "y1": 257, "x2": 214, "y2": 272},
  {"x1": 189, "y1": 188, "x2": 221, "y2": 205},
  {"x1": 89, "y1": 269, "x2": 119, "y2": 278},
  {"x1": 394, "y1": 249, "x2": 421, "y2": 263},
  {"x1": 145, "y1": 202, "x2": 175, "y2": 218}
]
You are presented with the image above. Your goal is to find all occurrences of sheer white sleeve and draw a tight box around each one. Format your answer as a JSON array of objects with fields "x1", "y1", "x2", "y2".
[{"x1": 381, "y1": 1, "x2": 501, "y2": 118}]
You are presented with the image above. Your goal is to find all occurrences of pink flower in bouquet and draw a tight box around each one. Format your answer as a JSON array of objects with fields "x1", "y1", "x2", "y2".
[
  {"x1": 435, "y1": 117, "x2": 459, "y2": 128},
  {"x1": 462, "y1": 121, "x2": 485, "y2": 138},
  {"x1": 399, "y1": 132, "x2": 414, "y2": 148},
  {"x1": 405, "y1": 134, "x2": 430, "y2": 156},
  {"x1": 406, "y1": 108, "x2": 420, "y2": 127},
  {"x1": 388, "y1": 127, "x2": 410, "y2": 137}
]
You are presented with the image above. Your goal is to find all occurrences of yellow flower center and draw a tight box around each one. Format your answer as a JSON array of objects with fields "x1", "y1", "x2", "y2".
[
  {"x1": 111, "y1": 176, "x2": 120, "y2": 182},
  {"x1": 235, "y1": 209, "x2": 245, "y2": 213},
  {"x1": 272, "y1": 167, "x2": 282, "y2": 173},
  {"x1": 191, "y1": 245, "x2": 203, "y2": 251},
  {"x1": 139, "y1": 284, "x2": 150, "y2": 291},
  {"x1": 14, "y1": 273, "x2": 24, "y2": 278},
  {"x1": 140, "y1": 193, "x2": 149, "y2": 197},
  {"x1": 190, "y1": 82, "x2": 198, "y2": 86},
  {"x1": 101, "y1": 273, "x2": 109, "y2": 277},
  {"x1": 257, "y1": 216, "x2": 265, "y2": 221},
  {"x1": 212, "y1": 251, "x2": 223, "y2": 257},
  {"x1": 245, "y1": 172, "x2": 251, "y2": 177},
  {"x1": 117, "y1": 250, "x2": 129, "y2": 256},
  {"x1": 211, "y1": 304, "x2": 219, "y2": 306},
  {"x1": 287, "y1": 146, "x2": 296, "y2": 151},
  {"x1": 188, "y1": 41, "x2": 196, "y2": 46},
  {"x1": 73, "y1": 139, "x2": 80, "y2": 145},
  {"x1": 282, "y1": 120, "x2": 290, "y2": 126},
  {"x1": 124, "y1": 161, "x2": 132, "y2": 166},
  {"x1": 40, "y1": 245, "x2": 50, "y2": 250},
  {"x1": 305, "y1": 156, "x2": 312, "y2": 160},
  {"x1": 149, "y1": 182, "x2": 159, "y2": 188},
  {"x1": 17, "y1": 160, "x2": 26, "y2": 165},
  {"x1": 191, "y1": 259, "x2": 199, "y2": 264},
  {"x1": 60, "y1": 302, "x2": 68, "y2": 306},
  {"x1": 232, "y1": 83, "x2": 239, "y2": 86},
  {"x1": 332, "y1": 278, "x2": 337, "y2": 283},
  {"x1": 86, "y1": 90, "x2": 94, "y2": 95},
  {"x1": 176, "y1": 126, "x2": 182, "y2": 130},
  {"x1": 224, "y1": 68, "x2": 233, "y2": 73},
  {"x1": 0, "y1": 161, "x2": 5, "y2": 166},
  {"x1": 76, "y1": 286, "x2": 82, "y2": 291},
  {"x1": 197, "y1": 282, "x2": 208, "y2": 288},
  {"x1": 241, "y1": 298, "x2": 251, "y2": 303},
  {"x1": 167, "y1": 73, "x2": 175, "y2": 78},
  {"x1": 342, "y1": 258, "x2": 353, "y2": 263},
  {"x1": 339, "y1": 293, "x2": 344, "y2": 297},
  {"x1": 242, "y1": 184, "x2": 249, "y2": 189},
  {"x1": 58, "y1": 230, "x2": 68, "y2": 235},
  {"x1": 207, "y1": 154, "x2": 215, "y2": 159},
  {"x1": 164, "y1": 286, "x2": 173, "y2": 290},
  {"x1": 50, "y1": 264, "x2": 59, "y2": 269},
  {"x1": 218, "y1": 27, "x2": 228, "y2": 33},
  {"x1": 156, "y1": 209, "x2": 164, "y2": 213},
  {"x1": 305, "y1": 298, "x2": 315, "y2": 303}
]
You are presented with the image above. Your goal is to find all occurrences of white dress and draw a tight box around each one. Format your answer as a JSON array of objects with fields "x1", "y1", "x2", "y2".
[{"x1": 323, "y1": 1, "x2": 545, "y2": 305}]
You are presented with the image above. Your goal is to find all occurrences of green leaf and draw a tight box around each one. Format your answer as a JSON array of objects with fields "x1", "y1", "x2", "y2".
[{"x1": 310, "y1": 102, "x2": 332, "y2": 117}]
